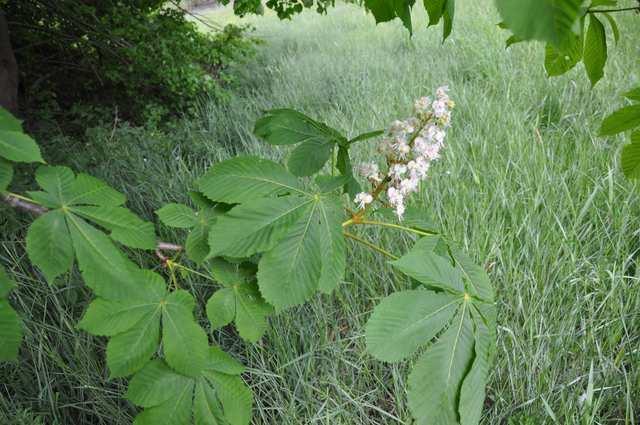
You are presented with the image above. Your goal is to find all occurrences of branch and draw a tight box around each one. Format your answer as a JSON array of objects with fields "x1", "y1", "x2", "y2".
[{"x1": 2, "y1": 194, "x2": 183, "y2": 259}]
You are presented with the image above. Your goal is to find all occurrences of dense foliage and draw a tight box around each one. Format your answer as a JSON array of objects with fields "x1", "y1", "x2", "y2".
[
  {"x1": 4, "y1": 0, "x2": 255, "y2": 122},
  {"x1": 1, "y1": 83, "x2": 496, "y2": 424}
]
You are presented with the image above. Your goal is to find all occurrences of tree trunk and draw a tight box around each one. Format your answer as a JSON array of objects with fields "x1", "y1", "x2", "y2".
[{"x1": 0, "y1": 10, "x2": 18, "y2": 113}]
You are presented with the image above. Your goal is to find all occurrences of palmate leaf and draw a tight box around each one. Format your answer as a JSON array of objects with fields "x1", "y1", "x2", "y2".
[
  {"x1": 79, "y1": 270, "x2": 209, "y2": 378},
  {"x1": 30, "y1": 166, "x2": 154, "y2": 248},
  {"x1": 206, "y1": 283, "x2": 273, "y2": 343},
  {"x1": 365, "y1": 237, "x2": 496, "y2": 424},
  {"x1": 201, "y1": 156, "x2": 346, "y2": 311},
  {"x1": 207, "y1": 258, "x2": 273, "y2": 342},
  {"x1": 25, "y1": 166, "x2": 157, "y2": 282},
  {"x1": 496, "y1": 0, "x2": 582, "y2": 46},
  {"x1": 126, "y1": 347, "x2": 253, "y2": 425},
  {"x1": 0, "y1": 267, "x2": 23, "y2": 361},
  {"x1": 254, "y1": 109, "x2": 347, "y2": 177}
]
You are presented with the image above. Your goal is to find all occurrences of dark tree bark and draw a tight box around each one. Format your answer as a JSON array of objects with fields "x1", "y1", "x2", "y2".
[{"x1": 0, "y1": 10, "x2": 18, "y2": 113}]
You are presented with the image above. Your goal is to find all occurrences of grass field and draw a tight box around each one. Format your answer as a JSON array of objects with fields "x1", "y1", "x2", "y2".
[{"x1": 2, "y1": 0, "x2": 640, "y2": 423}]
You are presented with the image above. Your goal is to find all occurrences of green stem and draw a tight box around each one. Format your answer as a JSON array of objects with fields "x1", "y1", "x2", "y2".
[
  {"x1": 343, "y1": 231, "x2": 399, "y2": 260},
  {"x1": 358, "y1": 219, "x2": 436, "y2": 236},
  {"x1": 169, "y1": 260, "x2": 217, "y2": 283}
]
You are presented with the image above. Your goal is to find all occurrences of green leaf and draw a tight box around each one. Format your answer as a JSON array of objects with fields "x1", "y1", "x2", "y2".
[
  {"x1": 234, "y1": 283, "x2": 273, "y2": 342},
  {"x1": 583, "y1": 14, "x2": 607, "y2": 87},
  {"x1": 208, "y1": 196, "x2": 313, "y2": 258},
  {"x1": 126, "y1": 359, "x2": 190, "y2": 407},
  {"x1": 621, "y1": 131, "x2": 640, "y2": 179},
  {"x1": 364, "y1": 0, "x2": 416, "y2": 34},
  {"x1": 391, "y1": 242, "x2": 464, "y2": 293},
  {"x1": 208, "y1": 345, "x2": 246, "y2": 375},
  {"x1": 314, "y1": 175, "x2": 351, "y2": 193},
  {"x1": 348, "y1": 129, "x2": 384, "y2": 144},
  {"x1": 505, "y1": 34, "x2": 523, "y2": 48},
  {"x1": 450, "y1": 247, "x2": 494, "y2": 302},
  {"x1": 623, "y1": 87, "x2": 640, "y2": 102},
  {"x1": 544, "y1": 35, "x2": 582, "y2": 77},
  {"x1": 257, "y1": 202, "x2": 322, "y2": 310},
  {"x1": 210, "y1": 258, "x2": 246, "y2": 287},
  {"x1": 0, "y1": 267, "x2": 22, "y2": 362},
  {"x1": 35, "y1": 166, "x2": 75, "y2": 206},
  {"x1": 0, "y1": 158, "x2": 12, "y2": 192},
  {"x1": 186, "y1": 224, "x2": 210, "y2": 264},
  {"x1": 162, "y1": 290, "x2": 209, "y2": 377},
  {"x1": 442, "y1": 0, "x2": 455, "y2": 40},
  {"x1": 206, "y1": 281, "x2": 272, "y2": 343},
  {"x1": 424, "y1": 0, "x2": 446, "y2": 27},
  {"x1": 106, "y1": 311, "x2": 161, "y2": 378},
  {"x1": 407, "y1": 304, "x2": 475, "y2": 423},
  {"x1": 193, "y1": 380, "x2": 225, "y2": 425},
  {"x1": 206, "y1": 372, "x2": 253, "y2": 425},
  {"x1": 254, "y1": 108, "x2": 345, "y2": 146},
  {"x1": 198, "y1": 156, "x2": 304, "y2": 203},
  {"x1": 0, "y1": 130, "x2": 44, "y2": 163},
  {"x1": 336, "y1": 145, "x2": 361, "y2": 198},
  {"x1": 156, "y1": 203, "x2": 198, "y2": 228},
  {"x1": 66, "y1": 173, "x2": 126, "y2": 206},
  {"x1": 599, "y1": 105, "x2": 640, "y2": 136},
  {"x1": 206, "y1": 287, "x2": 236, "y2": 329},
  {"x1": 317, "y1": 195, "x2": 346, "y2": 294},
  {"x1": 602, "y1": 13, "x2": 619, "y2": 45},
  {"x1": 0, "y1": 266, "x2": 14, "y2": 298},
  {"x1": 133, "y1": 379, "x2": 194, "y2": 425},
  {"x1": 128, "y1": 348, "x2": 252, "y2": 425},
  {"x1": 254, "y1": 109, "x2": 346, "y2": 176},
  {"x1": 0, "y1": 107, "x2": 22, "y2": 132},
  {"x1": 459, "y1": 312, "x2": 492, "y2": 425},
  {"x1": 0, "y1": 299, "x2": 22, "y2": 361},
  {"x1": 496, "y1": 0, "x2": 582, "y2": 46},
  {"x1": 26, "y1": 210, "x2": 74, "y2": 283},
  {"x1": 287, "y1": 138, "x2": 334, "y2": 177},
  {"x1": 71, "y1": 205, "x2": 156, "y2": 250},
  {"x1": 66, "y1": 213, "x2": 140, "y2": 299},
  {"x1": 365, "y1": 290, "x2": 461, "y2": 361},
  {"x1": 79, "y1": 270, "x2": 166, "y2": 337}
]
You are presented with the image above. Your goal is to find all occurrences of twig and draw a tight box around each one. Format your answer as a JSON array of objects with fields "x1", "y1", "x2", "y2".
[
  {"x1": 343, "y1": 231, "x2": 399, "y2": 260},
  {"x1": 2, "y1": 193, "x2": 183, "y2": 259}
]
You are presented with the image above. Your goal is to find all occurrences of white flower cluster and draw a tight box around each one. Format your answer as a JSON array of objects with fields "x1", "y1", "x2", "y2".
[{"x1": 353, "y1": 86, "x2": 454, "y2": 219}]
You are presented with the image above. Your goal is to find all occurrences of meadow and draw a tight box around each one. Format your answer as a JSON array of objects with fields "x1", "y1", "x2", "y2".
[{"x1": 1, "y1": 0, "x2": 639, "y2": 423}]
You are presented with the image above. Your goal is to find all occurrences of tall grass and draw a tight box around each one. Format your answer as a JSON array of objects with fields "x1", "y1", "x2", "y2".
[{"x1": 2, "y1": 0, "x2": 639, "y2": 423}]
